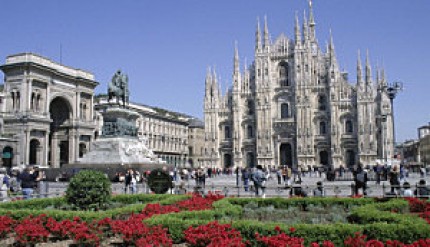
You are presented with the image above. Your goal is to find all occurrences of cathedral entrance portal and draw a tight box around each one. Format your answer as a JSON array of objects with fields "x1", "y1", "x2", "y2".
[
  {"x1": 223, "y1": 153, "x2": 232, "y2": 168},
  {"x1": 246, "y1": 152, "x2": 255, "y2": 168},
  {"x1": 279, "y1": 143, "x2": 293, "y2": 167},
  {"x1": 319, "y1": 150, "x2": 329, "y2": 166},
  {"x1": 345, "y1": 150, "x2": 356, "y2": 168},
  {"x1": 49, "y1": 97, "x2": 72, "y2": 167}
]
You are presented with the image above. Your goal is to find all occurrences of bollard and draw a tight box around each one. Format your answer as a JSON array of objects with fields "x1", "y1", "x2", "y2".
[
  {"x1": 350, "y1": 182, "x2": 355, "y2": 197},
  {"x1": 237, "y1": 185, "x2": 240, "y2": 197}
]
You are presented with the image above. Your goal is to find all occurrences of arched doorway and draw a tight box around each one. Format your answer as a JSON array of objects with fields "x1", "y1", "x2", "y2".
[
  {"x1": 246, "y1": 152, "x2": 255, "y2": 168},
  {"x1": 49, "y1": 97, "x2": 72, "y2": 167},
  {"x1": 280, "y1": 143, "x2": 293, "y2": 167},
  {"x1": 345, "y1": 150, "x2": 356, "y2": 168},
  {"x1": 29, "y1": 139, "x2": 40, "y2": 165},
  {"x1": 2, "y1": 146, "x2": 13, "y2": 168},
  {"x1": 224, "y1": 153, "x2": 232, "y2": 168},
  {"x1": 319, "y1": 150, "x2": 329, "y2": 166}
]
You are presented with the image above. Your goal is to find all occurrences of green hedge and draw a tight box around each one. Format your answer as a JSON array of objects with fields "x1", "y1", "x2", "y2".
[
  {"x1": 1, "y1": 195, "x2": 429, "y2": 245},
  {"x1": 145, "y1": 197, "x2": 430, "y2": 245},
  {"x1": 0, "y1": 194, "x2": 189, "y2": 221},
  {"x1": 227, "y1": 197, "x2": 375, "y2": 210}
]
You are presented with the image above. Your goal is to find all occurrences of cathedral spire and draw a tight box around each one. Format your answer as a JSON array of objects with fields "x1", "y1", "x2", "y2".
[
  {"x1": 365, "y1": 49, "x2": 372, "y2": 84},
  {"x1": 263, "y1": 15, "x2": 270, "y2": 49},
  {"x1": 328, "y1": 29, "x2": 336, "y2": 59},
  {"x1": 205, "y1": 66, "x2": 213, "y2": 98},
  {"x1": 357, "y1": 50, "x2": 363, "y2": 84},
  {"x1": 303, "y1": 11, "x2": 309, "y2": 41},
  {"x1": 212, "y1": 66, "x2": 219, "y2": 100},
  {"x1": 294, "y1": 11, "x2": 301, "y2": 44},
  {"x1": 255, "y1": 17, "x2": 262, "y2": 52},
  {"x1": 380, "y1": 67, "x2": 387, "y2": 87},
  {"x1": 308, "y1": 0, "x2": 316, "y2": 40},
  {"x1": 234, "y1": 41, "x2": 240, "y2": 74},
  {"x1": 233, "y1": 42, "x2": 242, "y2": 92}
]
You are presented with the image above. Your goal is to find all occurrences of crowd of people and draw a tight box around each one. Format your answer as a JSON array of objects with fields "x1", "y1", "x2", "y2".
[
  {"x1": 352, "y1": 163, "x2": 430, "y2": 198},
  {"x1": 0, "y1": 165, "x2": 45, "y2": 202},
  {"x1": 0, "y1": 162, "x2": 428, "y2": 201}
]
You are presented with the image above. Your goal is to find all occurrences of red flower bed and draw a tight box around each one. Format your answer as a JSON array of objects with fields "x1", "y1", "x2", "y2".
[
  {"x1": 0, "y1": 215, "x2": 16, "y2": 239},
  {"x1": 184, "y1": 221, "x2": 246, "y2": 247},
  {"x1": 3, "y1": 195, "x2": 430, "y2": 246},
  {"x1": 406, "y1": 198, "x2": 430, "y2": 224},
  {"x1": 255, "y1": 226, "x2": 304, "y2": 247},
  {"x1": 110, "y1": 193, "x2": 225, "y2": 246},
  {"x1": 14, "y1": 215, "x2": 50, "y2": 245}
]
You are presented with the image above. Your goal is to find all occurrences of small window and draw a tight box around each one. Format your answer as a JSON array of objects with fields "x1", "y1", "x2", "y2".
[
  {"x1": 319, "y1": 121, "x2": 327, "y2": 135},
  {"x1": 247, "y1": 100, "x2": 254, "y2": 115},
  {"x1": 345, "y1": 120, "x2": 353, "y2": 133},
  {"x1": 247, "y1": 125, "x2": 254, "y2": 138},
  {"x1": 281, "y1": 103, "x2": 289, "y2": 119},
  {"x1": 318, "y1": 95, "x2": 326, "y2": 111},
  {"x1": 224, "y1": 126, "x2": 231, "y2": 139}
]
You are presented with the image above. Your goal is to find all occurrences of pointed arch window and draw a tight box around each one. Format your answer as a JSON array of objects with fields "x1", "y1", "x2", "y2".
[
  {"x1": 319, "y1": 121, "x2": 327, "y2": 135},
  {"x1": 345, "y1": 120, "x2": 353, "y2": 133},
  {"x1": 318, "y1": 95, "x2": 326, "y2": 111},
  {"x1": 247, "y1": 125, "x2": 254, "y2": 138},
  {"x1": 247, "y1": 100, "x2": 254, "y2": 115},
  {"x1": 279, "y1": 62, "x2": 289, "y2": 86},
  {"x1": 281, "y1": 103, "x2": 289, "y2": 119},
  {"x1": 224, "y1": 126, "x2": 231, "y2": 139}
]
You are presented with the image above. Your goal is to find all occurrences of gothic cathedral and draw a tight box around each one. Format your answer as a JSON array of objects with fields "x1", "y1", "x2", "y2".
[{"x1": 203, "y1": 5, "x2": 394, "y2": 169}]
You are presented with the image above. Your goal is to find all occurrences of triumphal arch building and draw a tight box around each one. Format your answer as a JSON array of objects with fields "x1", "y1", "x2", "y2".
[{"x1": 0, "y1": 53, "x2": 98, "y2": 168}]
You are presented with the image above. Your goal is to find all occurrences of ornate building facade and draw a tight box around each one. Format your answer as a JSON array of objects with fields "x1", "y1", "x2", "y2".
[
  {"x1": 0, "y1": 53, "x2": 197, "y2": 169},
  {"x1": 203, "y1": 6, "x2": 394, "y2": 169},
  {"x1": 0, "y1": 53, "x2": 98, "y2": 168}
]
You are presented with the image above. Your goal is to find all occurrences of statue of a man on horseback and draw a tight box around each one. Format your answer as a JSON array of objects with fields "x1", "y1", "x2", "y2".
[{"x1": 108, "y1": 70, "x2": 129, "y2": 107}]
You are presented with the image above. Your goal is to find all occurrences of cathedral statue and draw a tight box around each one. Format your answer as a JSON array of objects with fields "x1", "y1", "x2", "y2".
[{"x1": 108, "y1": 70, "x2": 129, "y2": 107}]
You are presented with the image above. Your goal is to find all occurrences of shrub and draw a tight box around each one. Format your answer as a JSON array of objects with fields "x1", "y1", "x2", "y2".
[{"x1": 65, "y1": 170, "x2": 112, "y2": 211}]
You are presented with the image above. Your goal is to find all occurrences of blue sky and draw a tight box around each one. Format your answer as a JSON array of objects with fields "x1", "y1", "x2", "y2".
[{"x1": 0, "y1": 0, "x2": 429, "y2": 142}]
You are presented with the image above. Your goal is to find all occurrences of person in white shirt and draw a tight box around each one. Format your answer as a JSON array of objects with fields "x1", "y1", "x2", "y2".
[{"x1": 401, "y1": 182, "x2": 413, "y2": 197}]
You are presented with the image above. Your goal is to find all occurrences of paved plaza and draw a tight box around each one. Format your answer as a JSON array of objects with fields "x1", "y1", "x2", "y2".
[{"x1": 23, "y1": 170, "x2": 428, "y2": 200}]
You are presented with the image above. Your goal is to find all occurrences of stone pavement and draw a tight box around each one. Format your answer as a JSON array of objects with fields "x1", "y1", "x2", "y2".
[
  {"x1": 173, "y1": 171, "x2": 429, "y2": 198},
  {"x1": 5, "y1": 171, "x2": 429, "y2": 200}
]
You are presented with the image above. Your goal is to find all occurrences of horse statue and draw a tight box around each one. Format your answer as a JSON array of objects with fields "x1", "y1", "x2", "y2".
[{"x1": 108, "y1": 70, "x2": 129, "y2": 107}]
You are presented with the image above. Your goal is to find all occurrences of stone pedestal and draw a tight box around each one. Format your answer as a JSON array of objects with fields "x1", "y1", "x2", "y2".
[{"x1": 70, "y1": 104, "x2": 165, "y2": 170}]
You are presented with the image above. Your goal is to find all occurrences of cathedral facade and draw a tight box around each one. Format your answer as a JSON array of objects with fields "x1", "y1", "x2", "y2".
[{"x1": 203, "y1": 6, "x2": 394, "y2": 169}]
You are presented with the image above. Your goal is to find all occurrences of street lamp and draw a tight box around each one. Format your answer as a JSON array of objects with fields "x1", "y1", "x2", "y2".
[{"x1": 384, "y1": 81, "x2": 403, "y2": 149}]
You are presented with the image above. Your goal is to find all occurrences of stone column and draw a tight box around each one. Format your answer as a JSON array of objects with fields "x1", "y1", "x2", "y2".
[
  {"x1": 50, "y1": 135, "x2": 58, "y2": 168},
  {"x1": 25, "y1": 78, "x2": 32, "y2": 112},
  {"x1": 69, "y1": 129, "x2": 78, "y2": 163},
  {"x1": 36, "y1": 145, "x2": 43, "y2": 166},
  {"x1": 90, "y1": 94, "x2": 94, "y2": 122},
  {"x1": 45, "y1": 84, "x2": 50, "y2": 114},
  {"x1": 44, "y1": 132, "x2": 49, "y2": 166},
  {"x1": 76, "y1": 91, "x2": 81, "y2": 120},
  {"x1": 23, "y1": 129, "x2": 30, "y2": 165}
]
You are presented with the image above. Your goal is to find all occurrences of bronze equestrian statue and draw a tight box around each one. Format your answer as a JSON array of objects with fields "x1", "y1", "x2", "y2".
[{"x1": 108, "y1": 70, "x2": 129, "y2": 107}]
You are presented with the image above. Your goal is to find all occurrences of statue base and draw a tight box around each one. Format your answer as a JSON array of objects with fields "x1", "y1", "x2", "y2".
[{"x1": 74, "y1": 136, "x2": 165, "y2": 168}]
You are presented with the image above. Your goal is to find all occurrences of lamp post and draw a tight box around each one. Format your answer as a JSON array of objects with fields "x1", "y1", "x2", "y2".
[{"x1": 384, "y1": 81, "x2": 403, "y2": 151}]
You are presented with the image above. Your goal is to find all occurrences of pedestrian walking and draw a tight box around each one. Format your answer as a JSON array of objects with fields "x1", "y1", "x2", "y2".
[{"x1": 0, "y1": 168, "x2": 10, "y2": 202}]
